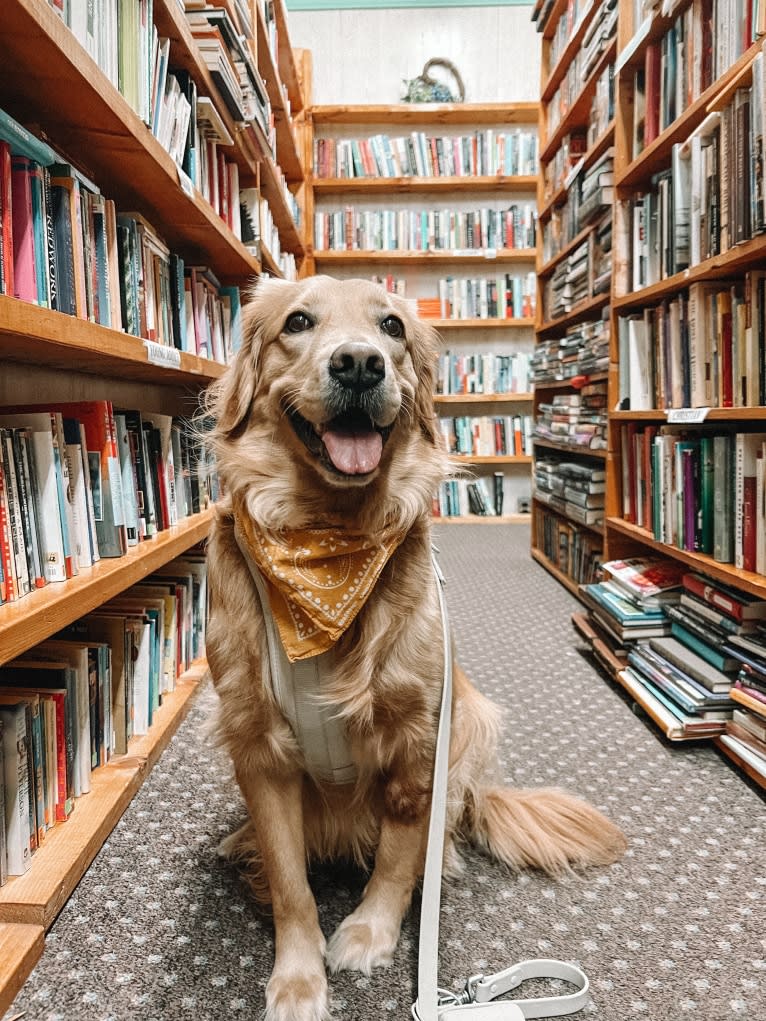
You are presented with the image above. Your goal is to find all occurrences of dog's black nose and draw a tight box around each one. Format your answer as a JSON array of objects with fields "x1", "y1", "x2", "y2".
[{"x1": 329, "y1": 342, "x2": 385, "y2": 392}]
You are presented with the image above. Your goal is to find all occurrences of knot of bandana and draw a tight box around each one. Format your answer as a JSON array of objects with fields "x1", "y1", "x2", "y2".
[{"x1": 234, "y1": 508, "x2": 408, "y2": 661}]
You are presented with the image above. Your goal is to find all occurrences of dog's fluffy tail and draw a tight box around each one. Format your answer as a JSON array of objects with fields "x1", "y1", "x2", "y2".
[
  {"x1": 450, "y1": 664, "x2": 627, "y2": 875},
  {"x1": 469, "y1": 785, "x2": 627, "y2": 875}
]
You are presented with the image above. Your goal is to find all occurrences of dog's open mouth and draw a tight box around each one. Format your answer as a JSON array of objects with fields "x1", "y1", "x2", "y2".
[{"x1": 289, "y1": 408, "x2": 392, "y2": 476}]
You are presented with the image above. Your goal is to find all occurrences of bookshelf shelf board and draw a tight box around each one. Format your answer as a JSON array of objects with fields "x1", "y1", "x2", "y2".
[
  {"x1": 613, "y1": 232, "x2": 766, "y2": 311},
  {"x1": 532, "y1": 493, "x2": 604, "y2": 536},
  {"x1": 0, "y1": 511, "x2": 213, "y2": 670},
  {"x1": 434, "y1": 514, "x2": 532, "y2": 524},
  {"x1": 313, "y1": 249, "x2": 536, "y2": 266},
  {"x1": 533, "y1": 371, "x2": 609, "y2": 390},
  {"x1": 311, "y1": 103, "x2": 539, "y2": 126},
  {"x1": 539, "y1": 0, "x2": 569, "y2": 40},
  {"x1": 540, "y1": 36, "x2": 617, "y2": 165},
  {"x1": 0, "y1": 662, "x2": 208, "y2": 928},
  {"x1": 0, "y1": 0, "x2": 262, "y2": 282},
  {"x1": 151, "y1": 0, "x2": 256, "y2": 179},
  {"x1": 714, "y1": 736, "x2": 766, "y2": 793},
  {"x1": 434, "y1": 393, "x2": 534, "y2": 404},
  {"x1": 614, "y1": 0, "x2": 693, "y2": 76},
  {"x1": 255, "y1": 2, "x2": 304, "y2": 182},
  {"x1": 311, "y1": 175, "x2": 539, "y2": 195},
  {"x1": 259, "y1": 240, "x2": 284, "y2": 278},
  {"x1": 540, "y1": 0, "x2": 599, "y2": 103},
  {"x1": 533, "y1": 437, "x2": 608, "y2": 459},
  {"x1": 530, "y1": 545, "x2": 581, "y2": 596},
  {"x1": 615, "y1": 666, "x2": 717, "y2": 742},
  {"x1": 538, "y1": 223, "x2": 596, "y2": 278},
  {"x1": 424, "y1": 318, "x2": 535, "y2": 330},
  {"x1": 537, "y1": 292, "x2": 610, "y2": 335},
  {"x1": 450, "y1": 455, "x2": 533, "y2": 465},
  {"x1": 0, "y1": 296, "x2": 226, "y2": 385},
  {"x1": 538, "y1": 121, "x2": 615, "y2": 223},
  {"x1": 275, "y1": 0, "x2": 305, "y2": 114},
  {"x1": 616, "y1": 39, "x2": 760, "y2": 189},
  {"x1": 260, "y1": 156, "x2": 304, "y2": 254},
  {"x1": 0, "y1": 924, "x2": 44, "y2": 1016},
  {"x1": 605, "y1": 517, "x2": 766, "y2": 600},
  {"x1": 610, "y1": 407, "x2": 766, "y2": 422}
]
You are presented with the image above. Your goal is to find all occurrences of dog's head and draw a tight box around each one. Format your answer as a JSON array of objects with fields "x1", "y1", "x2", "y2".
[{"x1": 207, "y1": 275, "x2": 448, "y2": 529}]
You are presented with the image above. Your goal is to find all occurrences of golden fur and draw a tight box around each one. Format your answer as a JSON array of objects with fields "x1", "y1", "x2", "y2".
[{"x1": 204, "y1": 275, "x2": 626, "y2": 1021}]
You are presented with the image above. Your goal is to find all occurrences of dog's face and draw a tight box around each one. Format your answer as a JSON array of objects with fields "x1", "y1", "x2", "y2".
[{"x1": 209, "y1": 276, "x2": 446, "y2": 525}]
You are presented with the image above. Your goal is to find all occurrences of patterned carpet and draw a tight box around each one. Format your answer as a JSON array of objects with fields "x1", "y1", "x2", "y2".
[{"x1": 4, "y1": 523, "x2": 765, "y2": 1021}]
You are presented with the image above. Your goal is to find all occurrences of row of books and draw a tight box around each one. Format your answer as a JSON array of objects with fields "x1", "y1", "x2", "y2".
[
  {"x1": 530, "y1": 317, "x2": 610, "y2": 382},
  {"x1": 434, "y1": 473, "x2": 510, "y2": 518},
  {"x1": 423, "y1": 274, "x2": 536, "y2": 321},
  {"x1": 542, "y1": 152, "x2": 614, "y2": 263},
  {"x1": 312, "y1": 129, "x2": 539, "y2": 180},
  {"x1": 533, "y1": 381, "x2": 608, "y2": 451},
  {"x1": 533, "y1": 502, "x2": 603, "y2": 582},
  {"x1": 547, "y1": 0, "x2": 590, "y2": 71},
  {"x1": 542, "y1": 128, "x2": 588, "y2": 205},
  {"x1": 630, "y1": 0, "x2": 758, "y2": 161},
  {"x1": 246, "y1": 188, "x2": 298, "y2": 279},
  {"x1": 438, "y1": 414, "x2": 533, "y2": 458},
  {"x1": 534, "y1": 457, "x2": 606, "y2": 527},
  {"x1": 0, "y1": 107, "x2": 243, "y2": 361},
  {"x1": 313, "y1": 203, "x2": 537, "y2": 254},
  {"x1": 0, "y1": 551, "x2": 208, "y2": 882},
  {"x1": 0, "y1": 401, "x2": 217, "y2": 605},
  {"x1": 435, "y1": 351, "x2": 531, "y2": 396},
  {"x1": 619, "y1": 276, "x2": 766, "y2": 412},
  {"x1": 618, "y1": 424, "x2": 766, "y2": 574},
  {"x1": 546, "y1": 21, "x2": 615, "y2": 143}
]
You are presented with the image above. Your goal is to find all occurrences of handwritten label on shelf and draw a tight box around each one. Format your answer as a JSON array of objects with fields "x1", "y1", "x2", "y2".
[
  {"x1": 666, "y1": 407, "x2": 710, "y2": 424},
  {"x1": 178, "y1": 168, "x2": 195, "y2": 198},
  {"x1": 144, "y1": 340, "x2": 182, "y2": 369}
]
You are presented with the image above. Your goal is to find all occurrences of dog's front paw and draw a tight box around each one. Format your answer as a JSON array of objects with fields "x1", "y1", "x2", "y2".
[
  {"x1": 265, "y1": 970, "x2": 329, "y2": 1021},
  {"x1": 325, "y1": 912, "x2": 400, "y2": 975}
]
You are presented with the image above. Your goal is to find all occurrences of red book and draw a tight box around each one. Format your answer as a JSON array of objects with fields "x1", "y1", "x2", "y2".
[
  {"x1": 10, "y1": 155, "x2": 37, "y2": 303},
  {"x1": 644, "y1": 43, "x2": 661, "y2": 147},
  {"x1": 0, "y1": 141, "x2": 14, "y2": 298},
  {"x1": 682, "y1": 571, "x2": 766, "y2": 622},
  {"x1": 642, "y1": 424, "x2": 657, "y2": 533}
]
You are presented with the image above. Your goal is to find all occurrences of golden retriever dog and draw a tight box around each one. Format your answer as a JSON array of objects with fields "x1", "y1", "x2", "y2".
[{"x1": 204, "y1": 275, "x2": 626, "y2": 1021}]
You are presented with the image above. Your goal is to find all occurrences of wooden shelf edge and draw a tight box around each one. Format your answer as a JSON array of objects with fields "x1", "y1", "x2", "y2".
[
  {"x1": 0, "y1": 511, "x2": 214, "y2": 668},
  {"x1": 451, "y1": 455, "x2": 533, "y2": 464},
  {"x1": 537, "y1": 292, "x2": 610, "y2": 334},
  {"x1": 714, "y1": 735, "x2": 766, "y2": 792},
  {"x1": 610, "y1": 407, "x2": 766, "y2": 421},
  {"x1": 0, "y1": 295, "x2": 226, "y2": 384},
  {"x1": 532, "y1": 493, "x2": 605, "y2": 536},
  {"x1": 313, "y1": 249, "x2": 536, "y2": 265},
  {"x1": 0, "y1": 923, "x2": 44, "y2": 1017},
  {"x1": 538, "y1": 223, "x2": 596, "y2": 278},
  {"x1": 434, "y1": 514, "x2": 532, "y2": 524},
  {"x1": 533, "y1": 371, "x2": 609, "y2": 390},
  {"x1": 605, "y1": 517, "x2": 766, "y2": 599},
  {"x1": 0, "y1": 664, "x2": 208, "y2": 928},
  {"x1": 312, "y1": 175, "x2": 538, "y2": 194},
  {"x1": 540, "y1": 0, "x2": 599, "y2": 103},
  {"x1": 434, "y1": 393, "x2": 534, "y2": 404},
  {"x1": 533, "y1": 437, "x2": 608, "y2": 459},
  {"x1": 530, "y1": 545, "x2": 582, "y2": 597},
  {"x1": 310, "y1": 103, "x2": 539, "y2": 125},
  {"x1": 425, "y1": 318, "x2": 535, "y2": 329}
]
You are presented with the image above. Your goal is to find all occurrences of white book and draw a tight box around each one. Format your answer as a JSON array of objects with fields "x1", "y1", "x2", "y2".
[
  {"x1": 132, "y1": 622, "x2": 152, "y2": 736},
  {"x1": 0, "y1": 704, "x2": 32, "y2": 876},
  {"x1": 627, "y1": 316, "x2": 653, "y2": 410}
]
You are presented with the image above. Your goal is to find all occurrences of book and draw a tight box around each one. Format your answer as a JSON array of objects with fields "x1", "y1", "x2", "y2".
[
  {"x1": 648, "y1": 635, "x2": 735, "y2": 693},
  {"x1": 0, "y1": 701, "x2": 32, "y2": 875},
  {"x1": 601, "y1": 556, "x2": 685, "y2": 607},
  {"x1": 682, "y1": 571, "x2": 766, "y2": 622}
]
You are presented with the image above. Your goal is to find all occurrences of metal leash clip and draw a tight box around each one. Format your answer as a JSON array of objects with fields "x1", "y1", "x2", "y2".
[{"x1": 418, "y1": 959, "x2": 590, "y2": 1020}]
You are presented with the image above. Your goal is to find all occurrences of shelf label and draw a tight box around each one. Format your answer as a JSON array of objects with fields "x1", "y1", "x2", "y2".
[
  {"x1": 666, "y1": 407, "x2": 710, "y2": 424},
  {"x1": 178, "y1": 167, "x2": 195, "y2": 198},
  {"x1": 144, "y1": 340, "x2": 182, "y2": 369}
]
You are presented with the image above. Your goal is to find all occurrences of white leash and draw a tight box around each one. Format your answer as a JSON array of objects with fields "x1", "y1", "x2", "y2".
[{"x1": 412, "y1": 554, "x2": 591, "y2": 1021}]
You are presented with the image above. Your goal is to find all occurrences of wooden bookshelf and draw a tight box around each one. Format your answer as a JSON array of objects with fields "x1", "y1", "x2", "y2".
[
  {"x1": 0, "y1": 661, "x2": 209, "y2": 928},
  {"x1": 309, "y1": 102, "x2": 538, "y2": 524},
  {"x1": 0, "y1": 923, "x2": 44, "y2": 1017},
  {"x1": 435, "y1": 514, "x2": 532, "y2": 524},
  {"x1": 536, "y1": 293, "x2": 611, "y2": 336},
  {"x1": 0, "y1": 0, "x2": 310, "y2": 1005},
  {"x1": 530, "y1": 546, "x2": 581, "y2": 596}
]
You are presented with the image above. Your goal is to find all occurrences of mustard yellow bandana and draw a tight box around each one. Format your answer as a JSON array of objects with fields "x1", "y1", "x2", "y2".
[{"x1": 235, "y1": 508, "x2": 407, "y2": 661}]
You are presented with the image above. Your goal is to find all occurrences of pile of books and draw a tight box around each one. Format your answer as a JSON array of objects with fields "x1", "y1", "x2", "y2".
[
  {"x1": 0, "y1": 552, "x2": 208, "y2": 883},
  {"x1": 534, "y1": 458, "x2": 605, "y2": 527},
  {"x1": 577, "y1": 150, "x2": 614, "y2": 231},
  {"x1": 544, "y1": 237, "x2": 589, "y2": 320},
  {"x1": 530, "y1": 317, "x2": 609, "y2": 383},
  {"x1": 533, "y1": 380, "x2": 608, "y2": 450}
]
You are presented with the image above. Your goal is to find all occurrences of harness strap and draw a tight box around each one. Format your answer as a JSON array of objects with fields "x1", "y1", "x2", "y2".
[{"x1": 412, "y1": 554, "x2": 591, "y2": 1021}]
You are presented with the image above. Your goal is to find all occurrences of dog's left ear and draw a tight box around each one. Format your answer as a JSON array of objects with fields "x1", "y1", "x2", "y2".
[
  {"x1": 208, "y1": 290, "x2": 265, "y2": 437},
  {"x1": 409, "y1": 318, "x2": 440, "y2": 446}
]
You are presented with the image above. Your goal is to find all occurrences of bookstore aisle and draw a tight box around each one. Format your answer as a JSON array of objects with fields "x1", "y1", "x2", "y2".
[{"x1": 3, "y1": 524, "x2": 764, "y2": 1021}]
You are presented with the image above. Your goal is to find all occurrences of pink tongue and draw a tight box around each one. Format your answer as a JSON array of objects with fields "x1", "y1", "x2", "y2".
[{"x1": 323, "y1": 427, "x2": 383, "y2": 475}]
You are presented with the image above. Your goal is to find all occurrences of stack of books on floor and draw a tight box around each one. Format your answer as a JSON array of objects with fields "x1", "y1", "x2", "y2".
[{"x1": 597, "y1": 561, "x2": 751, "y2": 740}]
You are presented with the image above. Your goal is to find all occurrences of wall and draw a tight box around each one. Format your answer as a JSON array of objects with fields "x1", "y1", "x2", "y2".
[{"x1": 287, "y1": 4, "x2": 540, "y2": 105}]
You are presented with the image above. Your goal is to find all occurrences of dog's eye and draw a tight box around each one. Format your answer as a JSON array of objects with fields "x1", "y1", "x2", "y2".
[
  {"x1": 284, "y1": 311, "x2": 314, "y2": 333},
  {"x1": 380, "y1": 315, "x2": 405, "y2": 338}
]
